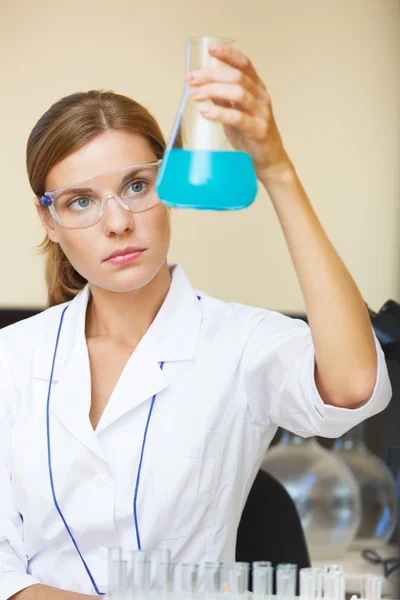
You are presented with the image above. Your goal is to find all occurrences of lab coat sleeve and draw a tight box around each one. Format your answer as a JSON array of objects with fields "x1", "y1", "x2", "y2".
[
  {"x1": 240, "y1": 311, "x2": 392, "y2": 437},
  {"x1": 0, "y1": 352, "x2": 41, "y2": 598}
]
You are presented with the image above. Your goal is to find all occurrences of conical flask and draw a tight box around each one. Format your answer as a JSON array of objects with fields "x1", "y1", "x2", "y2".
[
  {"x1": 333, "y1": 424, "x2": 397, "y2": 549},
  {"x1": 157, "y1": 35, "x2": 258, "y2": 210},
  {"x1": 261, "y1": 431, "x2": 361, "y2": 560}
]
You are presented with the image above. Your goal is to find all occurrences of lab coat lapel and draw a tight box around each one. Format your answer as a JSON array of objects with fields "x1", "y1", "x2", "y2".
[
  {"x1": 94, "y1": 336, "x2": 168, "y2": 433},
  {"x1": 33, "y1": 265, "x2": 202, "y2": 440},
  {"x1": 33, "y1": 286, "x2": 105, "y2": 461},
  {"x1": 95, "y1": 264, "x2": 202, "y2": 433}
]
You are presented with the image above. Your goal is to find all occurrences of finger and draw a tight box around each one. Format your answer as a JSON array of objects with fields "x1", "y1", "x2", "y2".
[
  {"x1": 188, "y1": 67, "x2": 266, "y2": 101},
  {"x1": 208, "y1": 44, "x2": 259, "y2": 82},
  {"x1": 198, "y1": 103, "x2": 268, "y2": 141},
  {"x1": 189, "y1": 82, "x2": 260, "y2": 115}
]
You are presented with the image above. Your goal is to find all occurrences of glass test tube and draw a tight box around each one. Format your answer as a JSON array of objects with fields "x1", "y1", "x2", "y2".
[
  {"x1": 150, "y1": 548, "x2": 172, "y2": 590},
  {"x1": 203, "y1": 561, "x2": 225, "y2": 594},
  {"x1": 324, "y1": 566, "x2": 345, "y2": 600},
  {"x1": 155, "y1": 561, "x2": 177, "y2": 594},
  {"x1": 252, "y1": 561, "x2": 273, "y2": 596},
  {"x1": 109, "y1": 560, "x2": 129, "y2": 596},
  {"x1": 175, "y1": 563, "x2": 199, "y2": 593},
  {"x1": 229, "y1": 562, "x2": 250, "y2": 595},
  {"x1": 276, "y1": 564, "x2": 297, "y2": 597},
  {"x1": 131, "y1": 550, "x2": 150, "y2": 595},
  {"x1": 363, "y1": 575, "x2": 383, "y2": 600},
  {"x1": 299, "y1": 568, "x2": 323, "y2": 599},
  {"x1": 108, "y1": 547, "x2": 126, "y2": 596}
]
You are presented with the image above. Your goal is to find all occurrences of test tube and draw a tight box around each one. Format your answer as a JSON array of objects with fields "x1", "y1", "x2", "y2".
[
  {"x1": 175, "y1": 563, "x2": 199, "y2": 594},
  {"x1": 108, "y1": 547, "x2": 124, "y2": 596},
  {"x1": 130, "y1": 550, "x2": 150, "y2": 595},
  {"x1": 229, "y1": 562, "x2": 250, "y2": 596},
  {"x1": 150, "y1": 549, "x2": 172, "y2": 590},
  {"x1": 324, "y1": 566, "x2": 345, "y2": 600},
  {"x1": 276, "y1": 564, "x2": 297, "y2": 597},
  {"x1": 299, "y1": 568, "x2": 323, "y2": 599},
  {"x1": 155, "y1": 561, "x2": 177, "y2": 594},
  {"x1": 203, "y1": 561, "x2": 225, "y2": 595},
  {"x1": 252, "y1": 561, "x2": 273, "y2": 597},
  {"x1": 362, "y1": 575, "x2": 382, "y2": 600},
  {"x1": 110, "y1": 560, "x2": 129, "y2": 595}
]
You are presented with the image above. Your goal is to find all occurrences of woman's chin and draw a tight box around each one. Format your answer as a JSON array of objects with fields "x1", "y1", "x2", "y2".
[{"x1": 88, "y1": 263, "x2": 164, "y2": 295}]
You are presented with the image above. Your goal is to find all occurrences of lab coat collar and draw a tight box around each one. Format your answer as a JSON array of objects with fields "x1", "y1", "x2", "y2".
[
  {"x1": 32, "y1": 264, "x2": 202, "y2": 453},
  {"x1": 147, "y1": 263, "x2": 202, "y2": 362},
  {"x1": 33, "y1": 264, "x2": 202, "y2": 380}
]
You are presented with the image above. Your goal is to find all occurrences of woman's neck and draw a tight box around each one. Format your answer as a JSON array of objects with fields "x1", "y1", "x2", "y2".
[{"x1": 85, "y1": 262, "x2": 172, "y2": 348}]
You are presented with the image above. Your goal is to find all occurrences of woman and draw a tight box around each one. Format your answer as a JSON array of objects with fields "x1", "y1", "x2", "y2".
[{"x1": 1, "y1": 44, "x2": 391, "y2": 599}]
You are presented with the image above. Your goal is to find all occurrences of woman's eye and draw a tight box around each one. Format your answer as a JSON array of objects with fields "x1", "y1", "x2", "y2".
[
  {"x1": 127, "y1": 180, "x2": 147, "y2": 195},
  {"x1": 69, "y1": 197, "x2": 91, "y2": 210}
]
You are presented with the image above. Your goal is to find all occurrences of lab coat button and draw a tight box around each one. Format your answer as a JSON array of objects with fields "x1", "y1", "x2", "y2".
[
  {"x1": 94, "y1": 474, "x2": 108, "y2": 487},
  {"x1": 98, "y1": 547, "x2": 108, "y2": 560}
]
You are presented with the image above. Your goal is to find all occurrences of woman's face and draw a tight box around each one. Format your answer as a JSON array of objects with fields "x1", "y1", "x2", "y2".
[{"x1": 37, "y1": 129, "x2": 171, "y2": 293}]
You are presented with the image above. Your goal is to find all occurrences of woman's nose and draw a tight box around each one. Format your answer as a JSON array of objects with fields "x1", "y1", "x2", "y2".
[{"x1": 101, "y1": 195, "x2": 135, "y2": 236}]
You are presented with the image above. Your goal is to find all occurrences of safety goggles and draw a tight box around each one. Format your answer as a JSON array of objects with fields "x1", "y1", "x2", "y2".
[
  {"x1": 362, "y1": 548, "x2": 400, "y2": 578},
  {"x1": 39, "y1": 160, "x2": 162, "y2": 229}
]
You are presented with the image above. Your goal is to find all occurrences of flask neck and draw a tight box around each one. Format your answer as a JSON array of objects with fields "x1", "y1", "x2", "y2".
[
  {"x1": 186, "y1": 36, "x2": 233, "y2": 73},
  {"x1": 280, "y1": 430, "x2": 316, "y2": 446},
  {"x1": 333, "y1": 423, "x2": 366, "y2": 451}
]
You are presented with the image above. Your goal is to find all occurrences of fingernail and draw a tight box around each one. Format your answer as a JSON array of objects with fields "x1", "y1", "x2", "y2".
[
  {"x1": 187, "y1": 71, "x2": 200, "y2": 81},
  {"x1": 189, "y1": 88, "x2": 201, "y2": 98}
]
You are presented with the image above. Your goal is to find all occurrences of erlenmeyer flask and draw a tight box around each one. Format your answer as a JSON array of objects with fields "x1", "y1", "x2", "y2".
[
  {"x1": 333, "y1": 424, "x2": 397, "y2": 549},
  {"x1": 157, "y1": 35, "x2": 258, "y2": 210},
  {"x1": 261, "y1": 431, "x2": 361, "y2": 559}
]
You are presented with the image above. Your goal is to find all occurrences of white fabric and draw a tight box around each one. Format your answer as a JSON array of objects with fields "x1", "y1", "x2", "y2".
[{"x1": 0, "y1": 264, "x2": 392, "y2": 597}]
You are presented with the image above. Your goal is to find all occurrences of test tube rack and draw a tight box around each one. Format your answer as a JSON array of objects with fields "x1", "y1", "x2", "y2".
[{"x1": 102, "y1": 548, "x2": 383, "y2": 600}]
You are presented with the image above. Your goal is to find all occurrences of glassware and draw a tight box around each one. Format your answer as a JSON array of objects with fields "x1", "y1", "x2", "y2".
[
  {"x1": 261, "y1": 431, "x2": 361, "y2": 559},
  {"x1": 276, "y1": 563, "x2": 297, "y2": 597},
  {"x1": 106, "y1": 547, "x2": 364, "y2": 600},
  {"x1": 252, "y1": 561, "x2": 273, "y2": 597},
  {"x1": 150, "y1": 549, "x2": 172, "y2": 590},
  {"x1": 299, "y1": 567, "x2": 323, "y2": 598},
  {"x1": 127, "y1": 550, "x2": 150, "y2": 596},
  {"x1": 108, "y1": 547, "x2": 130, "y2": 596},
  {"x1": 333, "y1": 424, "x2": 397, "y2": 549},
  {"x1": 228, "y1": 562, "x2": 250, "y2": 596},
  {"x1": 107, "y1": 547, "x2": 122, "y2": 596},
  {"x1": 324, "y1": 565, "x2": 345, "y2": 600},
  {"x1": 174, "y1": 563, "x2": 199, "y2": 593},
  {"x1": 155, "y1": 561, "x2": 177, "y2": 595},
  {"x1": 362, "y1": 574, "x2": 383, "y2": 600},
  {"x1": 203, "y1": 561, "x2": 225, "y2": 596},
  {"x1": 157, "y1": 35, "x2": 258, "y2": 211}
]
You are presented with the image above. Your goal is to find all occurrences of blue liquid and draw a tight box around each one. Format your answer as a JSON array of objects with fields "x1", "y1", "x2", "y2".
[{"x1": 156, "y1": 149, "x2": 257, "y2": 210}]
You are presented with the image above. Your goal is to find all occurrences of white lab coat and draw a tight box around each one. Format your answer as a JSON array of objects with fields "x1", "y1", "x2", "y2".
[{"x1": 0, "y1": 264, "x2": 392, "y2": 597}]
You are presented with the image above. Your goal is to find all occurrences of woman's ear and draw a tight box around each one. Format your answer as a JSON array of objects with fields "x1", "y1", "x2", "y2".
[{"x1": 33, "y1": 197, "x2": 59, "y2": 243}]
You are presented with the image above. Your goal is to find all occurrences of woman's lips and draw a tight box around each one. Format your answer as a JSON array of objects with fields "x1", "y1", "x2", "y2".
[{"x1": 104, "y1": 249, "x2": 145, "y2": 265}]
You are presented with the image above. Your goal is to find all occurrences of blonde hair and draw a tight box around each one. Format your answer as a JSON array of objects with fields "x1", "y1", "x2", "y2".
[{"x1": 27, "y1": 90, "x2": 175, "y2": 307}]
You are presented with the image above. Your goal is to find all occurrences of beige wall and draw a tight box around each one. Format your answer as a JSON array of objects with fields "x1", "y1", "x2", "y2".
[{"x1": 0, "y1": 0, "x2": 399, "y2": 312}]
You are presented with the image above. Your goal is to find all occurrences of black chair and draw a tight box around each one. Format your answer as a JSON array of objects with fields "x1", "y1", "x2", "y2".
[
  {"x1": 236, "y1": 469, "x2": 311, "y2": 592},
  {"x1": 0, "y1": 308, "x2": 41, "y2": 329}
]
